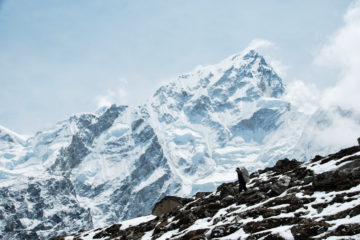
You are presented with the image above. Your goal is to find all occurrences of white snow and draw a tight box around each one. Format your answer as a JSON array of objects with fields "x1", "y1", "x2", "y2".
[
  {"x1": 268, "y1": 203, "x2": 290, "y2": 209},
  {"x1": 134, "y1": 168, "x2": 166, "y2": 192},
  {"x1": 307, "y1": 153, "x2": 360, "y2": 174},
  {"x1": 119, "y1": 215, "x2": 157, "y2": 230}
]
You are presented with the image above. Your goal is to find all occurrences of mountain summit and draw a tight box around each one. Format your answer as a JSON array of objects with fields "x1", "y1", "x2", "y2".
[{"x1": 0, "y1": 49, "x2": 359, "y2": 239}]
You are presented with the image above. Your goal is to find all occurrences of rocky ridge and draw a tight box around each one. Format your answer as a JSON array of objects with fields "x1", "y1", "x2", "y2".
[{"x1": 55, "y1": 140, "x2": 360, "y2": 240}]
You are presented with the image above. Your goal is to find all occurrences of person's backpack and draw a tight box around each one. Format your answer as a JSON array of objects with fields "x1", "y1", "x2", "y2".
[{"x1": 240, "y1": 167, "x2": 250, "y2": 183}]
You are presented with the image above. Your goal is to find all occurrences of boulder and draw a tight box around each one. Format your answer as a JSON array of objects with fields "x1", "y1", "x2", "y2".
[
  {"x1": 271, "y1": 176, "x2": 291, "y2": 195},
  {"x1": 274, "y1": 158, "x2": 301, "y2": 173},
  {"x1": 217, "y1": 183, "x2": 236, "y2": 198},
  {"x1": 222, "y1": 195, "x2": 236, "y2": 206},
  {"x1": 352, "y1": 167, "x2": 360, "y2": 179},
  {"x1": 237, "y1": 190, "x2": 267, "y2": 205},
  {"x1": 152, "y1": 196, "x2": 191, "y2": 217},
  {"x1": 334, "y1": 224, "x2": 360, "y2": 236},
  {"x1": 291, "y1": 221, "x2": 330, "y2": 240},
  {"x1": 193, "y1": 192, "x2": 211, "y2": 199},
  {"x1": 210, "y1": 224, "x2": 242, "y2": 238}
]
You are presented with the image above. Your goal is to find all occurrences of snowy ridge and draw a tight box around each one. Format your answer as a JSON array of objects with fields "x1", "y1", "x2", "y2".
[{"x1": 59, "y1": 142, "x2": 360, "y2": 240}]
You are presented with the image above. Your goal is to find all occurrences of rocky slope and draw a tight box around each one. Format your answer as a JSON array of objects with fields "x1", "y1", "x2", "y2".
[
  {"x1": 55, "y1": 140, "x2": 360, "y2": 240},
  {"x1": 1, "y1": 48, "x2": 360, "y2": 239}
]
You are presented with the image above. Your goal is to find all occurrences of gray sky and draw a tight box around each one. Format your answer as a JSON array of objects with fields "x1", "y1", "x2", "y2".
[{"x1": 0, "y1": 0, "x2": 353, "y2": 134}]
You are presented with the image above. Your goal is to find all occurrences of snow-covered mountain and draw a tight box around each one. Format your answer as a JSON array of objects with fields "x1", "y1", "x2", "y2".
[
  {"x1": 58, "y1": 142, "x2": 360, "y2": 240},
  {"x1": 0, "y1": 49, "x2": 359, "y2": 239}
]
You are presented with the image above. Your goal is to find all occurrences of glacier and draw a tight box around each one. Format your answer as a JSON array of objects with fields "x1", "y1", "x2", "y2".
[{"x1": 0, "y1": 49, "x2": 359, "y2": 239}]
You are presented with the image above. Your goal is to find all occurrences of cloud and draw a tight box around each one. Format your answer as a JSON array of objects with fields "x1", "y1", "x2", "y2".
[
  {"x1": 268, "y1": 59, "x2": 290, "y2": 79},
  {"x1": 315, "y1": 0, "x2": 360, "y2": 110},
  {"x1": 247, "y1": 38, "x2": 274, "y2": 51},
  {"x1": 95, "y1": 80, "x2": 128, "y2": 108},
  {"x1": 297, "y1": 0, "x2": 360, "y2": 153},
  {"x1": 316, "y1": 108, "x2": 360, "y2": 148},
  {"x1": 246, "y1": 38, "x2": 290, "y2": 78},
  {"x1": 282, "y1": 80, "x2": 320, "y2": 115}
]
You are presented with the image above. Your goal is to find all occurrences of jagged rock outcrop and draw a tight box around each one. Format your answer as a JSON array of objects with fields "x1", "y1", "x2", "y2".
[{"x1": 57, "y1": 142, "x2": 360, "y2": 239}]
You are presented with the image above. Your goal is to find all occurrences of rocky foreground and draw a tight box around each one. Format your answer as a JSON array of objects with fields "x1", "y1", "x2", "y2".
[{"x1": 52, "y1": 143, "x2": 360, "y2": 240}]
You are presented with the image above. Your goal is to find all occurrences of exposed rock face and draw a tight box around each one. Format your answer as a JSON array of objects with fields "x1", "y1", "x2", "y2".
[
  {"x1": 0, "y1": 176, "x2": 93, "y2": 240},
  {"x1": 58, "y1": 143, "x2": 360, "y2": 240}
]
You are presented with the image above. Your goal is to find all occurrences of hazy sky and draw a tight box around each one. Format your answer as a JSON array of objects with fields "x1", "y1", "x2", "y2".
[{"x1": 0, "y1": 0, "x2": 354, "y2": 134}]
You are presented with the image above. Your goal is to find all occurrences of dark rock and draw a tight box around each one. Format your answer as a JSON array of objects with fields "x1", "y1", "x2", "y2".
[
  {"x1": 274, "y1": 158, "x2": 301, "y2": 173},
  {"x1": 291, "y1": 221, "x2": 330, "y2": 240},
  {"x1": 217, "y1": 183, "x2": 236, "y2": 198},
  {"x1": 339, "y1": 156, "x2": 360, "y2": 171},
  {"x1": 321, "y1": 145, "x2": 360, "y2": 164},
  {"x1": 324, "y1": 205, "x2": 360, "y2": 221},
  {"x1": 334, "y1": 224, "x2": 360, "y2": 236},
  {"x1": 193, "y1": 192, "x2": 211, "y2": 199},
  {"x1": 259, "y1": 158, "x2": 301, "y2": 175},
  {"x1": 313, "y1": 171, "x2": 335, "y2": 190},
  {"x1": 173, "y1": 228, "x2": 208, "y2": 240},
  {"x1": 244, "y1": 218, "x2": 294, "y2": 233},
  {"x1": 237, "y1": 190, "x2": 267, "y2": 205},
  {"x1": 303, "y1": 176, "x2": 313, "y2": 185},
  {"x1": 336, "y1": 155, "x2": 360, "y2": 166},
  {"x1": 222, "y1": 195, "x2": 236, "y2": 206},
  {"x1": 352, "y1": 167, "x2": 360, "y2": 178},
  {"x1": 93, "y1": 224, "x2": 121, "y2": 239},
  {"x1": 209, "y1": 224, "x2": 241, "y2": 238},
  {"x1": 235, "y1": 207, "x2": 281, "y2": 220},
  {"x1": 271, "y1": 175, "x2": 291, "y2": 195},
  {"x1": 313, "y1": 166, "x2": 360, "y2": 191},
  {"x1": 176, "y1": 211, "x2": 198, "y2": 231},
  {"x1": 247, "y1": 231, "x2": 272, "y2": 240},
  {"x1": 263, "y1": 233, "x2": 286, "y2": 240},
  {"x1": 250, "y1": 172, "x2": 260, "y2": 178},
  {"x1": 311, "y1": 155, "x2": 324, "y2": 163}
]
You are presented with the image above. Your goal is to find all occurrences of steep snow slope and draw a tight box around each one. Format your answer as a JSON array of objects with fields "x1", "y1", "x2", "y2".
[
  {"x1": 59, "y1": 141, "x2": 360, "y2": 240},
  {"x1": 1, "y1": 48, "x2": 360, "y2": 239},
  {"x1": 64, "y1": 49, "x2": 301, "y2": 227},
  {"x1": 148, "y1": 50, "x2": 302, "y2": 194},
  {"x1": 0, "y1": 125, "x2": 28, "y2": 173}
]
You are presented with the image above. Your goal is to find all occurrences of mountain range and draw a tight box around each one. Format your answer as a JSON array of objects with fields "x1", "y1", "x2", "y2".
[
  {"x1": 0, "y1": 49, "x2": 359, "y2": 239},
  {"x1": 54, "y1": 141, "x2": 360, "y2": 239}
]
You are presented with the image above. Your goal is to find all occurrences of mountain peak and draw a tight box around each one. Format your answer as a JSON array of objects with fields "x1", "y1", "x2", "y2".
[
  {"x1": 231, "y1": 48, "x2": 262, "y2": 61},
  {"x1": 223, "y1": 48, "x2": 267, "y2": 68},
  {"x1": 153, "y1": 48, "x2": 284, "y2": 107},
  {"x1": 0, "y1": 125, "x2": 27, "y2": 144}
]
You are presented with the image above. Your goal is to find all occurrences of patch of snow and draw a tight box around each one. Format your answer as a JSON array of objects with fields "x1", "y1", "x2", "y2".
[
  {"x1": 268, "y1": 204, "x2": 290, "y2": 209},
  {"x1": 134, "y1": 168, "x2": 166, "y2": 192},
  {"x1": 119, "y1": 215, "x2": 157, "y2": 230}
]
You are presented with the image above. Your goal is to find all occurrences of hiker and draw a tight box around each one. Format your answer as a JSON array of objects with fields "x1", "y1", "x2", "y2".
[{"x1": 236, "y1": 167, "x2": 249, "y2": 193}]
